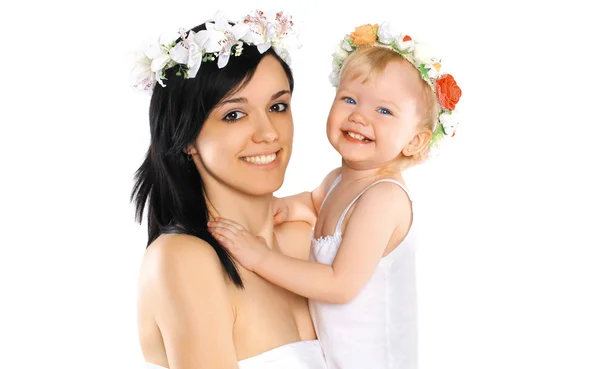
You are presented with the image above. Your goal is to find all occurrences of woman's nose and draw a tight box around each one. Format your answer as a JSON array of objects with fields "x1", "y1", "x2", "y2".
[{"x1": 252, "y1": 114, "x2": 279, "y2": 143}]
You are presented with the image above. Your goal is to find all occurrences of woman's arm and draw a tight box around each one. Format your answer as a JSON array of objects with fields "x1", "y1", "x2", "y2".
[
  {"x1": 150, "y1": 235, "x2": 238, "y2": 369},
  {"x1": 210, "y1": 181, "x2": 411, "y2": 304}
]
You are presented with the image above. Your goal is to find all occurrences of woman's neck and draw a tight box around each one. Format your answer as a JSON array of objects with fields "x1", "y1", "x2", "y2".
[{"x1": 204, "y1": 185, "x2": 275, "y2": 247}]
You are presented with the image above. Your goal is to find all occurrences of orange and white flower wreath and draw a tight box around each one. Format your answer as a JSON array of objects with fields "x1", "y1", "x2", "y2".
[{"x1": 330, "y1": 22, "x2": 462, "y2": 143}]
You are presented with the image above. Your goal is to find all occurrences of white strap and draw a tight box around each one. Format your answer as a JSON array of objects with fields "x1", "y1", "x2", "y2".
[
  {"x1": 334, "y1": 179, "x2": 411, "y2": 235},
  {"x1": 318, "y1": 174, "x2": 342, "y2": 212}
]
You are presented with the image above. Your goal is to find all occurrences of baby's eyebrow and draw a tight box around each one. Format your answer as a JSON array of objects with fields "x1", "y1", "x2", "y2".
[{"x1": 378, "y1": 99, "x2": 401, "y2": 109}]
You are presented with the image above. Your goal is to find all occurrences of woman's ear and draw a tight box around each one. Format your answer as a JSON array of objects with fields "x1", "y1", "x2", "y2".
[
  {"x1": 185, "y1": 145, "x2": 199, "y2": 156},
  {"x1": 183, "y1": 145, "x2": 199, "y2": 162}
]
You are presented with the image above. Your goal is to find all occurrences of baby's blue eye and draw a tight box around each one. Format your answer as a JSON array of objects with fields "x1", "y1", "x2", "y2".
[
  {"x1": 377, "y1": 108, "x2": 392, "y2": 115},
  {"x1": 343, "y1": 97, "x2": 356, "y2": 104}
]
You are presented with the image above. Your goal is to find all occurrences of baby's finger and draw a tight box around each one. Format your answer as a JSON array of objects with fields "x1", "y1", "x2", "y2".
[
  {"x1": 208, "y1": 224, "x2": 238, "y2": 240},
  {"x1": 214, "y1": 217, "x2": 245, "y2": 231},
  {"x1": 208, "y1": 221, "x2": 240, "y2": 235},
  {"x1": 273, "y1": 210, "x2": 286, "y2": 225},
  {"x1": 212, "y1": 233, "x2": 232, "y2": 247}
]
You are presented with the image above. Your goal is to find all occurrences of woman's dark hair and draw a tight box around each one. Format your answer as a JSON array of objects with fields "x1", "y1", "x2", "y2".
[{"x1": 132, "y1": 23, "x2": 295, "y2": 287}]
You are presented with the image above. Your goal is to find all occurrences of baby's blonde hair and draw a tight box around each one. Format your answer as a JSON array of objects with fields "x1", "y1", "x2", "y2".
[{"x1": 339, "y1": 47, "x2": 440, "y2": 167}]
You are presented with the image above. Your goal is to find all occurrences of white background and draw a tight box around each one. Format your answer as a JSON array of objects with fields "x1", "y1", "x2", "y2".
[{"x1": 1, "y1": 0, "x2": 599, "y2": 368}]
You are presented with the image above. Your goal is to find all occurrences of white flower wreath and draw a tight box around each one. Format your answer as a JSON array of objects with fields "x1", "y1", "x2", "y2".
[{"x1": 132, "y1": 10, "x2": 300, "y2": 93}]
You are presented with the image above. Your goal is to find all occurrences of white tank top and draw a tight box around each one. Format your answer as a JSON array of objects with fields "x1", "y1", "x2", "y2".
[
  {"x1": 309, "y1": 175, "x2": 418, "y2": 369},
  {"x1": 145, "y1": 339, "x2": 326, "y2": 369}
]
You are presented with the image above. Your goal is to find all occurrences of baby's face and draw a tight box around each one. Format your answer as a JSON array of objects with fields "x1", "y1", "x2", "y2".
[{"x1": 326, "y1": 59, "x2": 428, "y2": 170}]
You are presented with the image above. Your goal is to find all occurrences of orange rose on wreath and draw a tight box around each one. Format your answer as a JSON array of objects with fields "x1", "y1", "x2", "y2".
[
  {"x1": 350, "y1": 24, "x2": 379, "y2": 46},
  {"x1": 436, "y1": 74, "x2": 462, "y2": 110}
]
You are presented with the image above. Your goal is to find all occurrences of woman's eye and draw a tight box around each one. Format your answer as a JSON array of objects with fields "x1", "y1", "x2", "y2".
[
  {"x1": 222, "y1": 111, "x2": 245, "y2": 122},
  {"x1": 377, "y1": 107, "x2": 392, "y2": 115},
  {"x1": 270, "y1": 102, "x2": 289, "y2": 112},
  {"x1": 343, "y1": 97, "x2": 356, "y2": 105}
]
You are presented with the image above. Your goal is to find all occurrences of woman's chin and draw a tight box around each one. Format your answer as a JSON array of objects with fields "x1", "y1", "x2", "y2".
[{"x1": 233, "y1": 176, "x2": 285, "y2": 197}]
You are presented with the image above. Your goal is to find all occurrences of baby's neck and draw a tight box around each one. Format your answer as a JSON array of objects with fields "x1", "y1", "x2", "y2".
[{"x1": 340, "y1": 160, "x2": 403, "y2": 183}]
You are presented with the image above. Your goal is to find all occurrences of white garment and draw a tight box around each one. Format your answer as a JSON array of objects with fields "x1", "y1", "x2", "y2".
[
  {"x1": 145, "y1": 339, "x2": 327, "y2": 369},
  {"x1": 309, "y1": 175, "x2": 418, "y2": 369}
]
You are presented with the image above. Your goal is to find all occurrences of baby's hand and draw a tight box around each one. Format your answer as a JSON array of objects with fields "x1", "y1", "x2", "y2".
[
  {"x1": 207, "y1": 217, "x2": 270, "y2": 272},
  {"x1": 272, "y1": 196, "x2": 288, "y2": 226}
]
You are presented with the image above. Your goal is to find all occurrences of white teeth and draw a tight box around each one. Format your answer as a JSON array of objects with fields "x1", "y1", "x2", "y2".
[
  {"x1": 242, "y1": 153, "x2": 277, "y2": 164},
  {"x1": 347, "y1": 131, "x2": 368, "y2": 141}
]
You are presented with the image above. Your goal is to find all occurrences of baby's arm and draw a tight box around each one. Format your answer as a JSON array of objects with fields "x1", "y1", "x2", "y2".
[
  {"x1": 275, "y1": 167, "x2": 341, "y2": 227},
  {"x1": 210, "y1": 181, "x2": 410, "y2": 304}
]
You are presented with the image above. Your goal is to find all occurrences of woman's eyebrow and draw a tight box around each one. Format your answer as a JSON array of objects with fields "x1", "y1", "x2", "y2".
[
  {"x1": 271, "y1": 90, "x2": 291, "y2": 100},
  {"x1": 217, "y1": 89, "x2": 290, "y2": 108},
  {"x1": 217, "y1": 97, "x2": 248, "y2": 107}
]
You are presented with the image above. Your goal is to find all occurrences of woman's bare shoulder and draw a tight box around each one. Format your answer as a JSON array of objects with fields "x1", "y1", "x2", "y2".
[
  {"x1": 141, "y1": 233, "x2": 228, "y2": 286},
  {"x1": 146, "y1": 233, "x2": 219, "y2": 259},
  {"x1": 139, "y1": 234, "x2": 238, "y2": 368}
]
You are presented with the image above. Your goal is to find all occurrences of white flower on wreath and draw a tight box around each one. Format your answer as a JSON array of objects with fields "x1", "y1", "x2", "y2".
[
  {"x1": 439, "y1": 111, "x2": 459, "y2": 137},
  {"x1": 146, "y1": 41, "x2": 174, "y2": 87},
  {"x1": 332, "y1": 58, "x2": 342, "y2": 74},
  {"x1": 168, "y1": 28, "x2": 212, "y2": 78},
  {"x1": 329, "y1": 70, "x2": 340, "y2": 87},
  {"x1": 426, "y1": 57, "x2": 443, "y2": 79},
  {"x1": 377, "y1": 21, "x2": 396, "y2": 45},
  {"x1": 131, "y1": 49, "x2": 156, "y2": 92},
  {"x1": 241, "y1": 10, "x2": 272, "y2": 53},
  {"x1": 341, "y1": 38, "x2": 353, "y2": 51},
  {"x1": 413, "y1": 41, "x2": 435, "y2": 65},
  {"x1": 204, "y1": 10, "x2": 249, "y2": 68},
  {"x1": 131, "y1": 36, "x2": 170, "y2": 91},
  {"x1": 333, "y1": 43, "x2": 349, "y2": 66},
  {"x1": 135, "y1": 39, "x2": 172, "y2": 88},
  {"x1": 269, "y1": 11, "x2": 301, "y2": 64},
  {"x1": 241, "y1": 10, "x2": 300, "y2": 64},
  {"x1": 394, "y1": 34, "x2": 414, "y2": 51}
]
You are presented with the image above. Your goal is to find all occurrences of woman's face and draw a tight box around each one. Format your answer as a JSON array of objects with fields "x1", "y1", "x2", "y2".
[{"x1": 190, "y1": 55, "x2": 294, "y2": 197}]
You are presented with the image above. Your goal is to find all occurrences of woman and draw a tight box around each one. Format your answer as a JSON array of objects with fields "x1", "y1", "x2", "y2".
[{"x1": 131, "y1": 11, "x2": 327, "y2": 369}]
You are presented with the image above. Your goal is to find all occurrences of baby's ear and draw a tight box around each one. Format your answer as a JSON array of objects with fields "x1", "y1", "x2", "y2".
[{"x1": 402, "y1": 130, "x2": 432, "y2": 157}]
